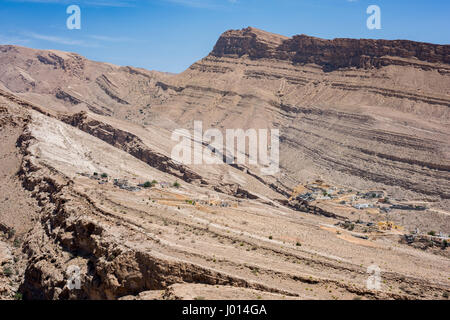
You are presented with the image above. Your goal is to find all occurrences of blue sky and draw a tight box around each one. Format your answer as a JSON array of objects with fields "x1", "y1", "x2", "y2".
[{"x1": 0, "y1": 0, "x2": 449, "y2": 73}]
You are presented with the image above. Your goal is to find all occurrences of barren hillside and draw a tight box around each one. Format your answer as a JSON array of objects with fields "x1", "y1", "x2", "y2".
[{"x1": 0, "y1": 27, "x2": 449, "y2": 300}]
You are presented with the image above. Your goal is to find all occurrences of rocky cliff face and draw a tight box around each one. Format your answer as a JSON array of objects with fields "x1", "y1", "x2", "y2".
[
  {"x1": 212, "y1": 27, "x2": 450, "y2": 71},
  {"x1": 211, "y1": 27, "x2": 289, "y2": 60}
]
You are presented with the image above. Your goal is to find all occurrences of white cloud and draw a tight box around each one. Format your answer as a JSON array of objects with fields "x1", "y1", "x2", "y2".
[
  {"x1": 5, "y1": 0, "x2": 137, "y2": 7},
  {"x1": 162, "y1": 0, "x2": 236, "y2": 9},
  {"x1": 25, "y1": 32, "x2": 99, "y2": 47},
  {"x1": 89, "y1": 35, "x2": 135, "y2": 42},
  {"x1": 0, "y1": 34, "x2": 31, "y2": 45}
]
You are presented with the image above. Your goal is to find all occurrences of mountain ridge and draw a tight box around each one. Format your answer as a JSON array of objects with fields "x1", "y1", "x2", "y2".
[{"x1": 211, "y1": 27, "x2": 450, "y2": 71}]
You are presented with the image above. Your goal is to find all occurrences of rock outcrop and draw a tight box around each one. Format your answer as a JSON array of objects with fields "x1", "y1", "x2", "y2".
[{"x1": 212, "y1": 27, "x2": 450, "y2": 71}]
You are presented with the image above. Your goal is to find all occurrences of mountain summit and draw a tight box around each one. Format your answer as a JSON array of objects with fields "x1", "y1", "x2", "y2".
[{"x1": 211, "y1": 27, "x2": 450, "y2": 71}]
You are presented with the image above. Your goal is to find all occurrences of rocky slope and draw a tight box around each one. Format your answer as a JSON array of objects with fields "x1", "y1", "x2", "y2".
[
  {"x1": 0, "y1": 27, "x2": 449, "y2": 300},
  {"x1": 0, "y1": 98, "x2": 448, "y2": 300},
  {"x1": 0, "y1": 45, "x2": 171, "y2": 117},
  {"x1": 145, "y1": 28, "x2": 450, "y2": 212}
]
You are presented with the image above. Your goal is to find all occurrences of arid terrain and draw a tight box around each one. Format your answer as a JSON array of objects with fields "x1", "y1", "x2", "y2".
[{"x1": 0, "y1": 27, "x2": 449, "y2": 300}]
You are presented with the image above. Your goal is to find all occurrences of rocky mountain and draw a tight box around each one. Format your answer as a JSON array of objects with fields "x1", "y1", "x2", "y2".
[
  {"x1": 0, "y1": 27, "x2": 449, "y2": 300},
  {"x1": 212, "y1": 27, "x2": 450, "y2": 70},
  {"x1": 0, "y1": 45, "x2": 171, "y2": 117},
  {"x1": 148, "y1": 27, "x2": 450, "y2": 207}
]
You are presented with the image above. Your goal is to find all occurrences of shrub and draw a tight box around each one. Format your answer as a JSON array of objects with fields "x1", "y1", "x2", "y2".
[
  {"x1": 13, "y1": 238, "x2": 21, "y2": 248},
  {"x1": 3, "y1": 267, "x2": 13, "y2": 277},
  {"x1": 101, "y1": 173, "x2": 108, "y2": 178},
  {"x1": 14, "y1": 292, "x2": 23, "y2": 300},
  {"x1": 151, "y1": 180, "x2": 158, "y2": 185},
  {"x1": 268, "y1": 235, "x2": 273, "y2": 240},
  {"x1": 7, "y1": 228, "x2": 15, "y2": 239},
  {"x1": 143, "y1": 181, "x2": 152, "y2": 188},
  {"x1": 296, "y1": 242, "x2": 301, "y2": 246},
  {"x1": 428, "y1": 231, "x2": 436, "y2": 236},
  {"x1": 93, "y1": 172, "x2": 98, "y2": 176},
  {"x1": 173, "y1": 181, "x2": 180, "y2": 188}
]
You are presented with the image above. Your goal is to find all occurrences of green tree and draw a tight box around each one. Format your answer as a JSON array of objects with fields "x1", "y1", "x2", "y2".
[{"x1": 143, "y1": 181, "x2": 152, "y2": 188}]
